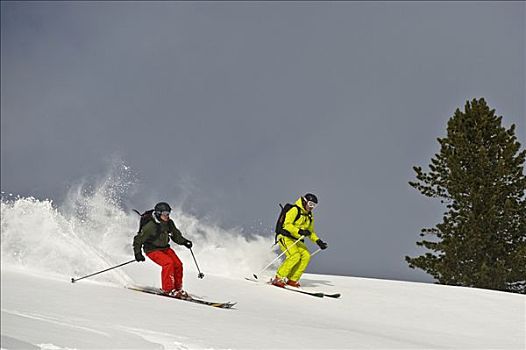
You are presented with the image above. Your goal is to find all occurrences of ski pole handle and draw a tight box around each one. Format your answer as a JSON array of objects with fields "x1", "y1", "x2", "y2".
[{"x1": 253, "y1": 235, "x2": 305, "y2": 279}]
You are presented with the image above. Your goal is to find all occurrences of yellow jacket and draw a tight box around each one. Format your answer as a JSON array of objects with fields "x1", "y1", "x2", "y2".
[{"x1": 281, "y1": 198, "x2": 320, "y2": 243}]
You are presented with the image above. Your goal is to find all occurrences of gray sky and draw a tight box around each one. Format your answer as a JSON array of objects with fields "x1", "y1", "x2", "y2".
[{"x1": 2, "y1": 1, "x2": 525, "y2": 282}]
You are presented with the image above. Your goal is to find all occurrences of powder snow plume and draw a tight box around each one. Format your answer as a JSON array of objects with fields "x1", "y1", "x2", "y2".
[{"x1": 1, "y1": 161, "x2": 276, "y2": 286}]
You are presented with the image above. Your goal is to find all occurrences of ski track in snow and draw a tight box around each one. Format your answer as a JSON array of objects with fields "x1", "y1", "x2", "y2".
[
  {"x1": 115, "y1": 326, "x2": 225, "y2": 350},
  {"x1": 2, "y1": 308, "x2": 109, "y2": 337}
]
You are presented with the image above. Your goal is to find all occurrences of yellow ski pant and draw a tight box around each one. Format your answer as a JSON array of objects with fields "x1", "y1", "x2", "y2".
[{"x1": 276, "y1": 236, "x2": 311, "y2": 282}]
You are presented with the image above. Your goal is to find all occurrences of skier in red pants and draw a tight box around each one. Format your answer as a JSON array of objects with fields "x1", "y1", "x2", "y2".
[{"x1": 133, "y1": 202, "x2": 193, "y2": 298}]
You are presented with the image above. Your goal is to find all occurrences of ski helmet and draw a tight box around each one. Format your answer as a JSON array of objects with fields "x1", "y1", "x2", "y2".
[
  {"x1": 154, "y1": 202, "x2": 171, "y2": 215},
  {"x1": 303, "y1": 193, "x2": 318, "y2": 204}
]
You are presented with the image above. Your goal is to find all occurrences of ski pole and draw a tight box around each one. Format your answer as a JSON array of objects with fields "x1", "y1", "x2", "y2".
[
  {"x1": 253, "y1": 235, "x2": 305, "y2": 280},
  {"x1": 189, "y1": 247, "x2": 205, "y2": 279},
  {"x1": 310, "y1": 248, "x2": 322, "y2": 258},
  {"x1": 71, "y1": 259, "x2": 135, "y2": 283}
]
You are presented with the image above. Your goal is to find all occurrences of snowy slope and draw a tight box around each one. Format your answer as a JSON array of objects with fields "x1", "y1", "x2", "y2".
[
  {"x1": 1, "y1": 184, "x2": 525, "y2": 349},
  {"x1": 2, "y1": 267, "x2": 524, "y2": 350}
]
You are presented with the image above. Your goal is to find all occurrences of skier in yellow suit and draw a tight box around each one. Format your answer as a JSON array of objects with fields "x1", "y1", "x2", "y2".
[{"x1": 272, "y1": 193, "x2": 328, "y2": 288}]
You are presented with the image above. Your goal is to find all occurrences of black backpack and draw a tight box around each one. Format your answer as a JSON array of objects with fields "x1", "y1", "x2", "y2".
[
  {"x1": 133, "y1": 209, "x2": 161, "y2": 234},
  {"x1": 274, "y1": 203, "x2": 303, "y2": 244}
]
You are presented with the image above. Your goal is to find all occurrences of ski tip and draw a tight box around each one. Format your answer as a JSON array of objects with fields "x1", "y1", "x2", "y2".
[
  {"x1": 222, "y1": 302, "x2": 237, "y2": 309},
  {"x1": 326, "y1": 293, "x2": 341, "y2": 298}
]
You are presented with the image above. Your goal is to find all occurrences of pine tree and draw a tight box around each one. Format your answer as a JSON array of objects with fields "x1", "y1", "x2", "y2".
[{"x1": 407, "y1": 98, "x2": 526, "y2": 294}]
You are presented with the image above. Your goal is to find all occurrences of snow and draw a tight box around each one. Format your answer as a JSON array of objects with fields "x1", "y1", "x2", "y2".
[
  {"x1": 2, "y1": 266, "x2": 524, "y2": 349},
  {"x1": 1, "y1": 175, "x2": 525, "y2": 349}
]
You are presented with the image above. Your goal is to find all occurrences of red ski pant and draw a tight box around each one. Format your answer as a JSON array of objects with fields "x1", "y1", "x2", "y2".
[{"x1": 146, "y1": 248, "x2": 183, "y2": 293}]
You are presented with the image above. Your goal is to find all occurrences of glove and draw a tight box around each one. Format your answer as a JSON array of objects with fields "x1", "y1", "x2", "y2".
[
  {"x1": 183, "y1": 239, "x2": 193, "y2": 249},
  {"x1": 135, "y1": 252, "x2": 146, "y2": 262},
  {"x1": 298, "y1": 229, "x2": 311, "y2": 237},
  {"x1": 316, "y1": 239, "x2": 328, "y2": 250}
]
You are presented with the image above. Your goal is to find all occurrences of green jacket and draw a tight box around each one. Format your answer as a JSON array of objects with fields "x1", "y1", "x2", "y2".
[
  {"x1": 280, "y1": 198, "x2": 320, "y2": 243},
  {"x1": 133, "y1": 217, "x2": 188, "y2": 255}
]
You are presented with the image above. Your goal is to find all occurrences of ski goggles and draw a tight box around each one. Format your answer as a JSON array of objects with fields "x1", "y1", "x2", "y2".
[
  {"x1": 160, "y1": 211, "x2": 171, "y2": 216},
  {"x1": 305, "y1": 200, "x2": 317, "y2": 209}
]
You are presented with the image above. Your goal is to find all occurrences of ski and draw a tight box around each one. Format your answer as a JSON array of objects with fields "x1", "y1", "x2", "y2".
[
  {"x1": 319, "y1": 292, "x2": 341, "y2": 298},
  {"x1": 285, "y1": 286, "x2": 341, "y2": 298},
  {"x1": 245, "y1": 277, "x2": 340, "y2": 298},
  {"x1": 282, "y1": 285, "x2": 324, "y2": 297},
  {"x1": 127, "y1": 286, "x2": 236, "y2": 309}
]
